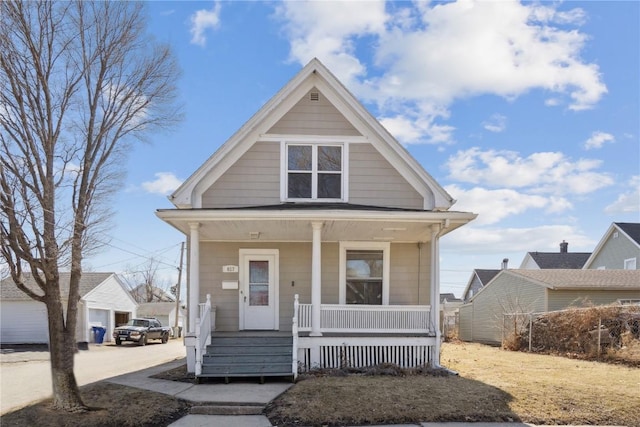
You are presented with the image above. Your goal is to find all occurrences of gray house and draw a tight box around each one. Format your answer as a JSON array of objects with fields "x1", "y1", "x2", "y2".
[
  {"x1": 157, "y1": 58, "x2": 476, "y2": 378},
  {"x1": 583, "y1": 222, "x2": 640, "y2": 270},
  {"x1": 458, "y1": 269, "x2": 640, "y2": 345}
]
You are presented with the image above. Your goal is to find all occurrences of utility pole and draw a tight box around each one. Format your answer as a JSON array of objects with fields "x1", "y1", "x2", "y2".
[{"x1": 174, "y1": 241, "x2": 185, "y2": 336}]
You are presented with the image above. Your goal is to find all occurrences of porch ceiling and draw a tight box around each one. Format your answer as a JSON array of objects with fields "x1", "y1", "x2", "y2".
[{"x1": 157, "y1": 208, "x2": 476, "y2": 243}]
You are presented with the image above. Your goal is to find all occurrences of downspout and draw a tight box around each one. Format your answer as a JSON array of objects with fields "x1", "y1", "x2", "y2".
[{"x1": 430, "y1": 219, "x2": 449, "y2": 369}]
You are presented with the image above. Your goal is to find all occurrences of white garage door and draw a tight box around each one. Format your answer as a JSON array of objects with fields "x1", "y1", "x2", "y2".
[{"x1": 0, "y1": 301, "x2": 49, "y2": 344}]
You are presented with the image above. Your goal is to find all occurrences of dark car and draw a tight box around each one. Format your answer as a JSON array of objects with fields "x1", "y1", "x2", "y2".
[{"x1": 113, "y1": 317, "x2": 170, "y2": 346}]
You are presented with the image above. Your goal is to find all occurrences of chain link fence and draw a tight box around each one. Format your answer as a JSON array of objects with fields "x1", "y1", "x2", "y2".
[{"x1": 502, "y1": 304, "x2": 640, "y2": 363}]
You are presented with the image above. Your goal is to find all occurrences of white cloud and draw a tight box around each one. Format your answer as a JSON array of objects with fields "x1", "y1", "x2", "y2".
[
  {"x1": 142, "y1": 172, "x2": 183, "y2": 196},
  {"x1": 445, "y1": 147, "x2": 613, "y2": 195},
  {"x1": 604, "y1": 176, "x2": 640, "y2": 214},
  {"x1": 275, "y1": 0, "x2": 387, "y2": 87},
  {"x1": 276, "y1": 1, "x2": 606, "y2": 144},
  {"x1": 446, "y1": 185, "x2": 572, "y2": 225},
  {"x1": 584, "y1": 131, "x2": 615, "y2": 150},
  {"x1": 482, "y1": 114, "x2": 507, "y2": 133},
  {"x1": 441, "y1": 224, "x2": 594, "y2": 254},
  {"x1": 190, "y1": 3, "x2": 221, "y2": 47}
]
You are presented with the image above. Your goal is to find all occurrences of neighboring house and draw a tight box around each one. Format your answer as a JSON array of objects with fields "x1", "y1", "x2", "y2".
[
  {"x1": 583, "y1": 222, "x2": 640, "y2": 270},
  {"x1": 461, "y1": 268, "x2": 501, "y2": 303},
  {"x1": 136, "y1": 302, "x2": 185, "y2": 332},
  {"x1": 519, "y1": 240, "x2": 591, "y2": 269},
  {"x1": 458, "y1": 269, "x2": 640, "y2": 345},
  {"x1": 130, "y1": 284, "x2": 176, "y2": 303},
  {"x1": 157, "y1": 58, "x2": 476, "y2": 377},
  {"x1": 0, "y1": 272, "x2": 137, "y2": 344}
]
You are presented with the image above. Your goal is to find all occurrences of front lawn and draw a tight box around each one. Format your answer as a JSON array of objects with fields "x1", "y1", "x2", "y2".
[{"x1": 265, "y1": 341, "x2": 640, "y2": 426}]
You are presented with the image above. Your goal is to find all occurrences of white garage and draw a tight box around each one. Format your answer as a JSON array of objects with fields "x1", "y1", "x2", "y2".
[{"x1": 1, "y1": 273, "x2": 138, "y2": 345}]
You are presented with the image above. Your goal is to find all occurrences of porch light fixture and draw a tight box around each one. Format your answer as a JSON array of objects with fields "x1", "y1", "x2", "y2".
[{"x1": 249, "y1": 231, "x2": 261, "y2": 240}]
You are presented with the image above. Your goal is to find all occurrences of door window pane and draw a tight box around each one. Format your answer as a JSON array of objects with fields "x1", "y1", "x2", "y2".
[{"x1": 249, "y1": 261, "x2": 269, "y2": 306}]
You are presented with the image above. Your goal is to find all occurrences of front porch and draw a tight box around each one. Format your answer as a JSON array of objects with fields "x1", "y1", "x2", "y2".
[{"x1": 192, "y1": 294, "x2": 437, "y2": 379}]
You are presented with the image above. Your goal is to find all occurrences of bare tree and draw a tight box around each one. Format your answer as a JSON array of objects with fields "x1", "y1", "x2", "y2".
[
  {"x1": 124, "y1": 258, "x2": 175, "y2": 303},
  {"x1": 0, "y1": 1, "x2": 180, "y2": 412}
]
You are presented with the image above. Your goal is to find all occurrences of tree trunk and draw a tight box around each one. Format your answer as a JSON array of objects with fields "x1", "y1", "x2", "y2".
[{"x1": 46, "y1": 295, "x2": 86, "y2": 412}]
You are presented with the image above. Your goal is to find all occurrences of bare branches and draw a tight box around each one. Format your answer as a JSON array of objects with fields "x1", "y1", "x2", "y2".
[{"x1": 0, "y1": 0, "x2": 180, "y2": 411}]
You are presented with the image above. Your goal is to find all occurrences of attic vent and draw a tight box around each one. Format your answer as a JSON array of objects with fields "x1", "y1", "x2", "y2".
[
  {"x1": 310, "y1": 92, "x2": 319, "y2": 101},
  {"x1": 613, "y1": 231, "x2": 619, "y2": 239}
]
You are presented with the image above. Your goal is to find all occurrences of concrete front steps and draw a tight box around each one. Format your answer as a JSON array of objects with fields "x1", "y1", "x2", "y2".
[{"x1": 199, "y1": 334, "x2": 294, "y2": 383}]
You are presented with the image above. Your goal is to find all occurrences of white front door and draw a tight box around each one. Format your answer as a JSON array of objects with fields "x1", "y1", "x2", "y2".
[{"x1": 240, "y1": 249, "x2": 279, "y2": 330}]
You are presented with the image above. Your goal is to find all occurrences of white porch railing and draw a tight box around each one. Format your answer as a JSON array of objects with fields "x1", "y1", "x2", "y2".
[
  {"x1": 296, "y1": 300, "x2": 433, "y2": 334},
  {"x1": 195, "y1": 294, "x2": 212, "y2": 377}
]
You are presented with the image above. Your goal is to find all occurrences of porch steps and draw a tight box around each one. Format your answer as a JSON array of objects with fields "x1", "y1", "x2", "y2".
[{"x1": 199, "y1": 335, "x2": 293, "y2": 380}]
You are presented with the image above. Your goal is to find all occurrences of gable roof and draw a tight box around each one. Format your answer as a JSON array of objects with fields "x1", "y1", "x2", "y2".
[
  {"x1": 1, "y1": 272, "x2": 114, "y2": 301},
  {"x1": 169, "y1": 58, "x2": 454, "y2": 211},
  {"x1": 583, "y1": 222, "x2": 640, "y2": 269},
  {"x1": 502, "y1": 269, "x2": 640, "y2": 291},
  {"x1": 526, "y1": 252, "x2": 591, "y2": 269},
  {"x1": 616, "y1": 222, "x2": 640, "y2": 246},
  {"x1": 461, "y1": 269, "x2": 501, "y2": 301}
]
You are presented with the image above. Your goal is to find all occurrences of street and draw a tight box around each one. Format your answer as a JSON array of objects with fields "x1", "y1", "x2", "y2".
[{"x1": 0, "y1": 338, "x2": 186, "y2": 415}]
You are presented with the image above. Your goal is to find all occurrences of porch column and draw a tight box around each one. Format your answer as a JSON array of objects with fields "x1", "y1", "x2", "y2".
[
  {"x1": 430, "y1": 224, "x2": 442, "y2": 367},
  {"x1": 310, "y1": 221, "x2": 323, "y2": 337},
  {"x1": 188, "y1": 222, "x2": 200, "y2": 333}
]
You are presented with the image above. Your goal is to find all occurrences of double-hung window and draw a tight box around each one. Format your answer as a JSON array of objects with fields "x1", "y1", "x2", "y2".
[
  {"x1": 286, "y1": 144, "x2": 342, "y2": 200},
  {"x1": 339, "y1": 241, "x2": 390, "y2": 305}
]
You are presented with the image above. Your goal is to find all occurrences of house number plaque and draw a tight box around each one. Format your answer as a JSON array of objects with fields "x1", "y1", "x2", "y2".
[{"x1": 222, "y1": 265, "x2": 238, "y2": 273}]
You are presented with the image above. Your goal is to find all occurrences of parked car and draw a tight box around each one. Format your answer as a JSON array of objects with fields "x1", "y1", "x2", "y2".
[{"x1": 113, "y1": 317, "x2": 170, "y2": 346}]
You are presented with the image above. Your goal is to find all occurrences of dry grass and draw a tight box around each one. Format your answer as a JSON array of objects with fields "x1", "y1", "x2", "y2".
[
  {"x1": 266, "y1": 341, "x2": 640, "y2": 427},
  {"x1": 4, "y1": 342, "x2": 639, "y2": 426},
  {"x1": 0, "y1": 382, "x2": 191, "y2": 427}
]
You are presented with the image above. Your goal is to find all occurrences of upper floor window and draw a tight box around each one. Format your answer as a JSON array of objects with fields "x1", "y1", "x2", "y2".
[
  {"x1": 286, "y1": 144, "x2": 342, "y2": 200},
  {"x1": 624, "y1": 257, "x2": 636, "y2": 270}
]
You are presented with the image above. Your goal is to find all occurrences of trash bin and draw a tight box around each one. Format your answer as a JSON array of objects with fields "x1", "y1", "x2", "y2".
[{"x1": 92, "y1": 326, "x2": 106, "y2": 344}]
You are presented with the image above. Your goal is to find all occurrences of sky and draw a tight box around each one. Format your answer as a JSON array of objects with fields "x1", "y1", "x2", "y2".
[{"x1": 84, "y1": 0, "x2": 640, "y2": 299}]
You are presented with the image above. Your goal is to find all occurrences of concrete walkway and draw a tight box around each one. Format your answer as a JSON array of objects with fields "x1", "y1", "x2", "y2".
[{"x1": 106, "y1": 360, "x2": 622, "y2": 427}]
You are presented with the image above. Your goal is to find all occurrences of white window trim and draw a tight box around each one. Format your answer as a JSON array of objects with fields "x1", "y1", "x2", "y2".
[
  {"x1": 623, "y1": 257, "x2": 636, "y2": 270},
  {"x1": 338, "y1": 241, "x2": 390, "y2": 305},
  {"x1": 280, "y1": 140, "x2": 348, "y2": 202}
]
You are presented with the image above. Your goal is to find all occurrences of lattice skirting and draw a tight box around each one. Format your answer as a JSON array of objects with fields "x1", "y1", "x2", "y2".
[{"x1": 296, "y1": 337, "x2": 436, "y2": 372}]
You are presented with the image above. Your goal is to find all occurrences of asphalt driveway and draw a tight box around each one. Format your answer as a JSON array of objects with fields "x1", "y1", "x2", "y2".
[{"x1": 0, "y1": 338, "x2": 186, "y2": 414}]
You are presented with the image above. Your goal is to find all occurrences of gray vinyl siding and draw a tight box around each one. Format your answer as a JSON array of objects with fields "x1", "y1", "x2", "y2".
[
  {"x1": 464, "y1": 275, "x2": 483, "y2": 302},
  {"x1": 201, "y1": 142, "x2": 281, "y2": 208},
  {"x1": 458, "y1": 304, "x2": 473, "y2": 341},
  {"x1": 349, "y1": 143, "x2": 424, "y2": 209},
  {"x1": 198, "y1": 241, "x2": 430, "y2": 332},
  {"x1": 389, "y1": 243, "x2": 431, "y2": 305},
  {"x1": 588, "y1": 232, "x2": 640, "y2": 270},
  {"x1": 268, "y1": 88, "x2": 361, "y2": 136},
  {"x1": 547, "y1": 289, "x2": 640, "y2": 312},
  {"x1": 467, "y1": 274, "x2": 546, "y2": 345}
]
